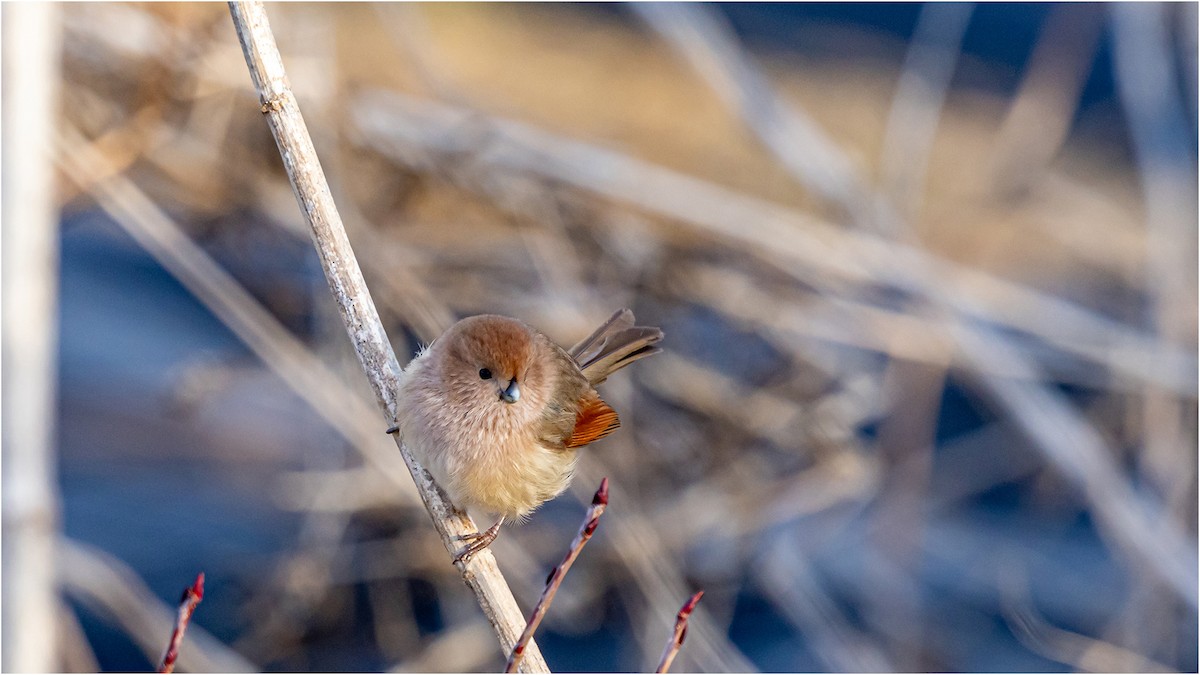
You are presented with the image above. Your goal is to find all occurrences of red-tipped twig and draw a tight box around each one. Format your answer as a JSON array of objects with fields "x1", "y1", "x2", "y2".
[
  {"x1": 505, "y1": 478, "x2": 610, "y2": 673},
  {"x1": 656, "y1": 590, "x2": 704, "y2": 673},
  {"x1": 157, "y1": 572, "x2": 205, "y2": 673}
]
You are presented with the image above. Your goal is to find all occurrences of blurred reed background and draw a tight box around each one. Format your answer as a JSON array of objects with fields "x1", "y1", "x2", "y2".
[{"x1": 3, "y1": 2, "x2": 1197, "y2": 672}]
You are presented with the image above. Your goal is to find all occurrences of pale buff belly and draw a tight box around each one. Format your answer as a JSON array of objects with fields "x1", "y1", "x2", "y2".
[
  {"x1": 398, "y1": 390, "x2": 577, "y2": 520},
  {"x1": 446, "y1": 437, "x2": 578, "y2": 520}
]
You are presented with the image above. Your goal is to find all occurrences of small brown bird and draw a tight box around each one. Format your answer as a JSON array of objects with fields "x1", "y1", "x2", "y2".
[{"x1": 394, "y1": 309, "x2": 663, "y2": 562}]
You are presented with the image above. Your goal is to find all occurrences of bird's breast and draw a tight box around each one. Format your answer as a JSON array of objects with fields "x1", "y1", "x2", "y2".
[{"x1": 402, "y1": 378, "x2": 576, "y2": 519}]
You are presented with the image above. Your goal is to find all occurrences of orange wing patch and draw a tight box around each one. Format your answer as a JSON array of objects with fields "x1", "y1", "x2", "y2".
[{"x1": 565, "y1": 392, "x2": 621, "y2": 448}]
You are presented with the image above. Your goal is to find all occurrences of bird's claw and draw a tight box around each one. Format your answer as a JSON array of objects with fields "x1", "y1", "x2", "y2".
[
  {"x1": 452, "y1": 537, "x2": 494, "y2": 565},
  {"x1": 452, "y1": 519, "x2": 504, "y2": 564}
]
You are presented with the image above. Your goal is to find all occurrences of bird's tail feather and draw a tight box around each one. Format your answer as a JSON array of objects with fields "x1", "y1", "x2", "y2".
[{"x1": 569, "y1": 309, "x2": 664, "y2": 385}]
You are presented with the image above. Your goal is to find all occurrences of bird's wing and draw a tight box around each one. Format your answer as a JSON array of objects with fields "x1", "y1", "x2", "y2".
[{"x1": 564, "y1": 390, "x2": 621, "y2": 448}]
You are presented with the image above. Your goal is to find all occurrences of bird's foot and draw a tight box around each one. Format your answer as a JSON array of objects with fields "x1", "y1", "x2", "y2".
[{"x1": 453, "y1": 518, "x2": 505, "y2": 564}]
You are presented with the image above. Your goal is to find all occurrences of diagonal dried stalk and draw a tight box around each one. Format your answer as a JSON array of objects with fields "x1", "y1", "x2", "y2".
[
  {"x1": 225, "y1": 2, "x2": 548, "y2": 670},
  {"x1": 158, "y1": 573, "x2": 205, "y2": 674},
  {"x1": 990, "y1": 4, "x2": 1103, "y2": 192},
  {"x1": 656, "y1": 590, "x2": 704, "y2": 673},
  {"x1": 506, "y1": 479, "x2": 609, "y2": 673},
  {"x1": 760, "y1": 537, "x2": 894, "y2": 672},
  {"x1": 633, "y1": 3, "x2": 864, "y2": 218},
  {"x1": 999, "y1": 563, "x2": 1174, "y2": 672},
  {"x1": 877, "y1": 2, "x2": 972, "y2": 218}
]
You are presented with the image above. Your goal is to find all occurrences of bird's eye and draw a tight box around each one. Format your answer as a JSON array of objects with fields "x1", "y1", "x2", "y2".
[{"x1": 479, "y1": 368, "x2": 493, "y2": 380}]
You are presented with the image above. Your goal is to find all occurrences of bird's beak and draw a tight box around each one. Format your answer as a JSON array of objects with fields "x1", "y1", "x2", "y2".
[{"x1": 500, "y1": 378, "x2": 521, "y2": 404}]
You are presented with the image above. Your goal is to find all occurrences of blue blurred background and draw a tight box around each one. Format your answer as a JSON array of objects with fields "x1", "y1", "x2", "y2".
[{"x1": 4, "y1": 2, "x2": 1197, "y2": 672}]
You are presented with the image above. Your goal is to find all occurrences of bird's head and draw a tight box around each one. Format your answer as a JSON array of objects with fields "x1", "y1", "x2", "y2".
[{"x1": 439, "y1": 315, "x2": 547, "y2": 408}]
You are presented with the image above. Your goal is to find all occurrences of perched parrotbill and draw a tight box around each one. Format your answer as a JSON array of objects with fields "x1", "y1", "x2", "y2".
[{"x1": 394, "y1": 309, "x2": 663, "y2": 561}]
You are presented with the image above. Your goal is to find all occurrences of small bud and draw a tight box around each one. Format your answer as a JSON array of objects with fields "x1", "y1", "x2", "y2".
[
  {"x1": 593, "y1": 477, "x2": 610, "y2": 506},
  {"x1": 191, "y1": 573, "x2": 206, "y2": 601},
  {"x1": 679, "y1": 589, "x2": 703, "y2": 617}
]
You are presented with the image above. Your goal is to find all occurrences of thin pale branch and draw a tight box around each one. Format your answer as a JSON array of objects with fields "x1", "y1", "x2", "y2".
[
  {"x1": 759, "y1": 538, "x2": 893, "y2": 672},
  {"x1": 158, "y1": 573, "x2": 205, "y2": 674},
  {"x1": 878, "y1": 2, "x2": 972, "y2": 217},
  {"x1": 225, "y1": 2, "x2": 548, "y2": 670},
  {"x1": 58, "y1": 601, "x2": 101, "y2": 673},
  {"x1": 506, "y1": 479, "x2": 610, "y2": 673},
  {"x1": 656, "y1": 590, "x2": 704, "y2": 673},
  {"x1": 633, "y1": 3, "x2": 865, "y2": 217},
  {"x1": 990, "y1": 5, "x2": 1103, "y2": 192},
  {"x1": 1, "y1": 4, "x2": 63, "y2": 671},
  {"x1": 999, "y1": 563, "x2": 1174, "y2": 673}
]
